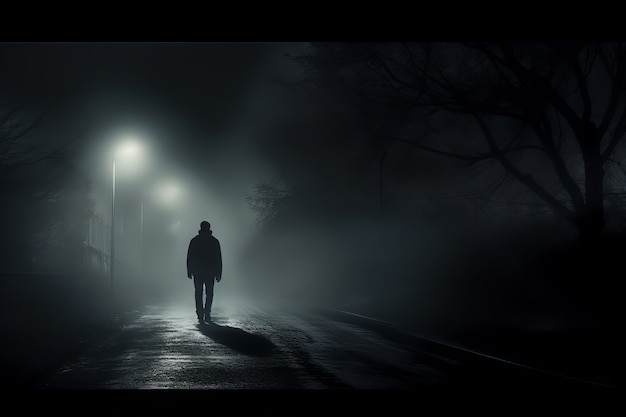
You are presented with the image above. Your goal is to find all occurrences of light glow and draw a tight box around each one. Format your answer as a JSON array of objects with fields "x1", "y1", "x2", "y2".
[
  {"x1": 113, "y1": 135, "x2": 146, "y2": 178},
  {"x1": 153, "y1": 180, "x2": 183, "y2": 208}
]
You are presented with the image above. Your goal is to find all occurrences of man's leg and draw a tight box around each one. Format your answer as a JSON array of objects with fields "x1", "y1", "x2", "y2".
[
  {"x1": 204, "y1": 278, "x2": 215, "y2": 321},
  {"x1": 193, "y1": 275, "x2": 205, "y2": 322}
]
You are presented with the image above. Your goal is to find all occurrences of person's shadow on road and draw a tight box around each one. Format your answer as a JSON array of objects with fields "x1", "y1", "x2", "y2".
[{"x1": 197, "y1": 322, "x2": 275, "y2": 357}]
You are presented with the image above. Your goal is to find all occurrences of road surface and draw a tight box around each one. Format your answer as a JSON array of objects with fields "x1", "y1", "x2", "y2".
[
  {"x1": 30, "y1": 296, "x2": 616, "y2": 414},
  {"x1": 40, "y1": 300, "x2": 449, "y2": 390}
]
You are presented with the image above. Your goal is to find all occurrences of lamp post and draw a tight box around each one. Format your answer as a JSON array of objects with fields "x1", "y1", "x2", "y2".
[
  {"x1": 151, "y1": 180, "x2": 184, "y2": 296},
  {"x1": 136, "y1": 179, "x2": 181, "y2": 290},
  {"x1": 110, "y1": 139, "x2": 144, "y2": 292},
  {"x1": 111, "y1": 158, "x2": 116, "y2": 291},
  {"x1": 140, "y1": 196, "x2": 144, "y2": 278}
]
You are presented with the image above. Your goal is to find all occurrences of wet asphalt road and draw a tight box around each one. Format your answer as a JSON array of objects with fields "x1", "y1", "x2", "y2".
[
  {"x1": 39, "y1": 299, "x2": 448, "y2": 390},
  {"x1": 29, "y1": 296, "x2": 618, "y2": 414}
]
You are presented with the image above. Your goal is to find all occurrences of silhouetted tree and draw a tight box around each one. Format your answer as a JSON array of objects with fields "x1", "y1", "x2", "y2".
[
  {"x1": 287, "y1": 42, "x2": 626, "y2": 243},
  {"x1": 0, "y1": 105, "x2": 92, "y2": 272}
]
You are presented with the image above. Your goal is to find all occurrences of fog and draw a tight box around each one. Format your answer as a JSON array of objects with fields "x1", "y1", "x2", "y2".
[
  {"x1": 64, "y1": 44, "x2": 300, "y2": 309},
  {"x1": 2, "y1": 41, "x2": 621, "y2": 362}
]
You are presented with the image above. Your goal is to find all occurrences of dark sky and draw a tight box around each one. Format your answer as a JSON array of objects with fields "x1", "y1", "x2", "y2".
[
  {"x1": 1, "y1": 41, "x2": 304, "y2": 145},
  {"x1": 1, "y1": 41, "x2": 308, "y2": 209}
]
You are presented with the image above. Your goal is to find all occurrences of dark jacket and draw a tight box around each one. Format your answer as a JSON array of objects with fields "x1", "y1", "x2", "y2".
[{"x1": 187, "y1": 229, "x2": 222, "y2": 279}]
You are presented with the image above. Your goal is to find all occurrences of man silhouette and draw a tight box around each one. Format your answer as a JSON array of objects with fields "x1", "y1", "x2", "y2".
[{"x1": 187, "y1": 221, "x2": 222, "y2": 323}]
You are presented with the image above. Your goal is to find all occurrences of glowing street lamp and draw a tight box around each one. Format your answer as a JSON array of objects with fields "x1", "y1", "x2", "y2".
[
  {"x1": 111, "y1": 137, "x2": 145, "y2": 292},
  {"x1": 153, "y1": 181, "x2": 182, "y2": 208},
  {"x1": 137, "y1": 180, "x2": 184, "y2": 282}
]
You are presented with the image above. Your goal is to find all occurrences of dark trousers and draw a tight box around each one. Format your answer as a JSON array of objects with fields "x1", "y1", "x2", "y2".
[{"x1": 193, "y1": 274, "x2": 215, "y2": 319}]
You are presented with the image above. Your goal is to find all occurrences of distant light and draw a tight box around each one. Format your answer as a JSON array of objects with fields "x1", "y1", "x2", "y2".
[{"x1": 154, "y1": 181, "x2": 183, "y2": 207}]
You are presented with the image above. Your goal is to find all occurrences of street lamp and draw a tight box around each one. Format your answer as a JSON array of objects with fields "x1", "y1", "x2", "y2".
[
  {"x1": 111, "y1": 138, "x2": 144, "y2": 292},
  {"x1": 153, "y1": 181, "x2": 182, "y2": 208},
  {"x1": 132, "y1": 179, "x2": 184, "y2": 289},
  {"x1": 145, "y1": 179, "x2": 185, "y2": 298}
]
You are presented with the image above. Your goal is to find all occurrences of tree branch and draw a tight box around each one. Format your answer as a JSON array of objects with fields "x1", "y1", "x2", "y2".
[
  {"x1": 470, "y1": 109, "x2": 577, "y2": 222},
  {"x1": 564, "y1": 46, "x2": 592, "y2": 123},
  {"x1": 529, "y1": 110, "x2": 586, "y2": 211},
  {"x1": 494, "y1": 44, "x2": 585, "y2": 138},
  {"x1": 598, "y1": 45, "x2": 626, "y2": 139},
  {"x1": 384, "y1": 135, "x2": 486, "y2": 162}
]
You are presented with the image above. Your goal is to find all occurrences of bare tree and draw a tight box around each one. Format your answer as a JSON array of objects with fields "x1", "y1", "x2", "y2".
[
  {"x1": 289, "y1": 42, "x2": 626, "y2": 243},
  {"x1": 0, "y1": 104, "x2": 92, "y2": 272}
]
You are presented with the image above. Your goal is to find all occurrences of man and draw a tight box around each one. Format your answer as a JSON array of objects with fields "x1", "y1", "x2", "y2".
[{"x1": 187, "y1": 221, "x2": 222, "y2": 323}]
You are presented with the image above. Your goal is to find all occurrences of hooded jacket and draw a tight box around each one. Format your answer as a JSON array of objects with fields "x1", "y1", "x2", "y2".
[{"x1": 187, "y1": 228, "x2": 222, "y2": 279}]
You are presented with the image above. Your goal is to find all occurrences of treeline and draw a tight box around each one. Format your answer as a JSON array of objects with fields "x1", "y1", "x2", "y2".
[
  {"x1": 242, "y1": 42, "x2": 626, "y2": 328},
  {"x1": 0, "y1": 103, "x2": 93, "y2": 273}
]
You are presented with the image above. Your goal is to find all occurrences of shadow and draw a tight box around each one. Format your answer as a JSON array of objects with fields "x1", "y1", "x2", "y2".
[{"x1": 197, "y1": 322, "x2": 275, "y2": 357}]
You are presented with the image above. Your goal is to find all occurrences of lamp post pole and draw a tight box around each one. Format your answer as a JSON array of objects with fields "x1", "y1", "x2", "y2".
[
  {"x1": 110, "y1": 158, "x2": 116, "y2": 292},
  {"x1": 109, "y1": 138, "x2": 144, "y2": 294},
  {"x1": 140, "y1": 196, "x2": 144, "y2": 281}
]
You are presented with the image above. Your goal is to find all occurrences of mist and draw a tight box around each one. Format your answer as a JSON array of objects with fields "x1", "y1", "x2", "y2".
[{"x1": 1, "y1": 43, "x2": 623, "y2": 391}]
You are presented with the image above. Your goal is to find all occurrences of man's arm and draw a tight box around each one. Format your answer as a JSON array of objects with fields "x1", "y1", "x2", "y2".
[
  {"x1": 216, "y1": 240, "x2": 222, "y2": 282},
  {"x1": 186, "y1": 239, "x2": 194, "y2": 279}
]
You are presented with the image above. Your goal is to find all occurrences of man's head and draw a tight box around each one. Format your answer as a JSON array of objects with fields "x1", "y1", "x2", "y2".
[{"x1": 200, "y1": 221, "x2": 211, "y2": 231}]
